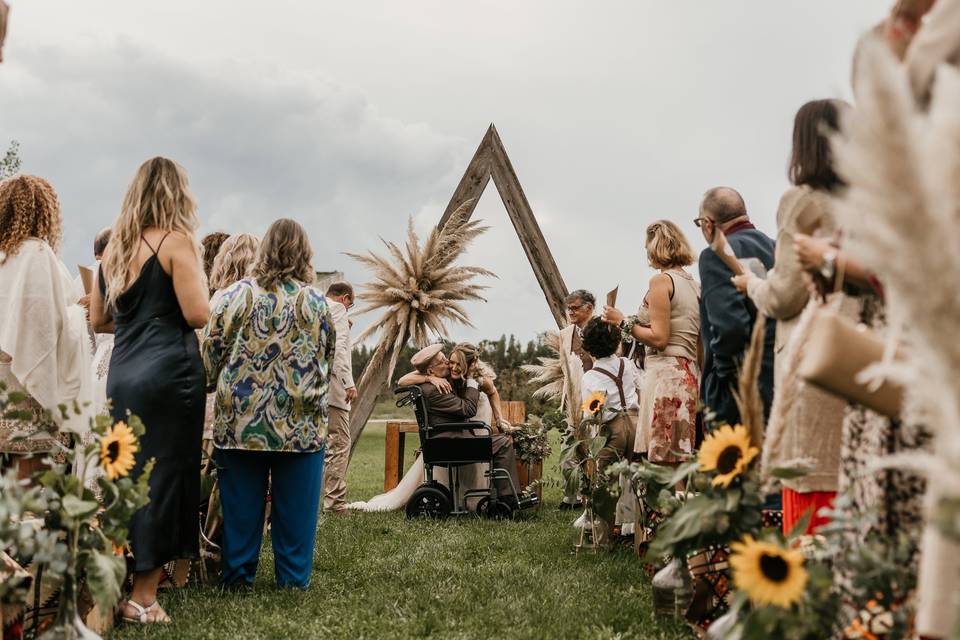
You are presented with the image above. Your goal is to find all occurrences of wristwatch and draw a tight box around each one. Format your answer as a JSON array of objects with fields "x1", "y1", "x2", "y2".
[{"x1": 820, "y1": 249, "x2": 838, "y2": 280}]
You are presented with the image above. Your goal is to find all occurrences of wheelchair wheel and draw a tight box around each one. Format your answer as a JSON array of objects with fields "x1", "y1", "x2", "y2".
[
  {"x1": 406, "y1": 485, "x2": 452, "y2": 519},
  {"x1": 476, "y1": 496, "x2": 513, "y2": 520}
]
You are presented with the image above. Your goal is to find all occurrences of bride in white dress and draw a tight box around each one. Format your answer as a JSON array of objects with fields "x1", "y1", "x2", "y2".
[{"x1": 348, "y1": 343, "x2": 510, "y2": 512}]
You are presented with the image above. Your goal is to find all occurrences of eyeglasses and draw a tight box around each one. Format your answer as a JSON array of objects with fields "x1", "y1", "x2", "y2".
[
  {"x1": 566, "y1": 303, "x2": 585, "y2": 313},
  {"x1": 693, "y1": 217, "x2": 714, "y2": 228}
]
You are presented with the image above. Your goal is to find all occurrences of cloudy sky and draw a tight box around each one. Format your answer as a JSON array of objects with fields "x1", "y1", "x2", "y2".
[{"x1": 1, "y1": 1, "x2": 884, "y2": 345}]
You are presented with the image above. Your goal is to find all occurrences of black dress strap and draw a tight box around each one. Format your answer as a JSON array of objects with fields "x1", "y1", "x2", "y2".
[{"x1": 141, "y1": 232, "x2": 172, "y2": 256}]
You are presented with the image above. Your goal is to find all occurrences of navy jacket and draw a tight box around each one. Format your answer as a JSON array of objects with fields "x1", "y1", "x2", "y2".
[{"x1": 698, "y1": 223, "x2": 777, "y2": 428}]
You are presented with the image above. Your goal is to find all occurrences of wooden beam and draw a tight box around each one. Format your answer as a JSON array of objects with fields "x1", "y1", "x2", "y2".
[{"x1": 439, "y1": 124, "x2": 568, "y2": 328}]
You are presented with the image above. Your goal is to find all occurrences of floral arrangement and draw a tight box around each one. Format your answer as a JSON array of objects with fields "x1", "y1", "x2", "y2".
[
  {"x1": 511, "y1": 417, "x2": 552, "y2": 466},
  {"x1": 0, "y1": 385, "x2": 152, "y2": 638}
]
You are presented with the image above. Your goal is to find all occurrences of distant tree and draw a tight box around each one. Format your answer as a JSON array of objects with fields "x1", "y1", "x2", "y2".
[{"x1": 0, "y1": 140, "x2": 20, "y2": 180}]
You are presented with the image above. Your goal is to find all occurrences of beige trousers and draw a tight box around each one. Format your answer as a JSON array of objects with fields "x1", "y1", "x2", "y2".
[{"x1": 322, "y1": 406, "x2": 351, "y2": 513}]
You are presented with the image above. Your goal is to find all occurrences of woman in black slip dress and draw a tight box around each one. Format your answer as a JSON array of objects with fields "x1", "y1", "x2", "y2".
[{"x1": 90, "y1": 157, "x2": 209, "y2": 624}]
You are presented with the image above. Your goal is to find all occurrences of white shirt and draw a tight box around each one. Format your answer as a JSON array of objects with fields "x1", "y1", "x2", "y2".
[{"x1": 581, "y1": 355, "x2": 639, "y2": 421}]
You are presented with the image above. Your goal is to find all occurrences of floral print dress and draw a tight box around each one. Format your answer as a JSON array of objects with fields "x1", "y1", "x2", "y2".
[{"x1": 201, "y1": 278, "x2": 336, "y2": 453}]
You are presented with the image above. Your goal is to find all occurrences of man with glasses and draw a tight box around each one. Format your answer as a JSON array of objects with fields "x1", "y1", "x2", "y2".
[
  {"x1": 557, "y1": 289, "x2": 596, "y2": 511},
  {"x1": 696, "y1": 187, "x2": 777, "y2": 429},
  {"x1": 322, "y1": 281, "x2": 357, "y2": 514}
]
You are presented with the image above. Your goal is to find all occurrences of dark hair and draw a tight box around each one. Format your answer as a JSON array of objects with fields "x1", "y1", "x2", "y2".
[
  {"x1": 565, "y1": 289, "x2": 596, "y2": 308},
  {"x1": 789, "y1": 99, "x2": 847, "y2": 192},
  {"x1": 581, "y1": 317, "x2": 620, "y2": 359},
  {"x1": 93, "y1": 227, "x2": 112, "y2": 258},
  {"x1": 201, "y1": 231, "x2": 229, "y2": 278},
  {"x1": 326, "y1": 281, "x2": 354, "y2": 297},
  {"x1": 701, "y1": 187, "x2": 747, "y2": 224}
]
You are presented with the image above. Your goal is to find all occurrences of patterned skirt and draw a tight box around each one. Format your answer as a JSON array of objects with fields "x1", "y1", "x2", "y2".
[{"x1": 635, "y1": 355, "x2": 699, "y2": 463}]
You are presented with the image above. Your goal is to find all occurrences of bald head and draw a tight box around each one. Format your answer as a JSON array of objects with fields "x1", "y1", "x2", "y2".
[{"x1": 701, "y1": 187, "x2": 748, "y2": 224}]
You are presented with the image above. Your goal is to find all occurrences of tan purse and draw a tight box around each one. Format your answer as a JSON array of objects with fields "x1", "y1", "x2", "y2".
[{"x1": 797, "y1": 262, "x2": 904, "y2": 418}]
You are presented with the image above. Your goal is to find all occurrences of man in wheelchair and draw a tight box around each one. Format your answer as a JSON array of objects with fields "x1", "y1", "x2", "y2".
[{"x1": 405, "y1": 344, "x2": 531, "y2": 514}]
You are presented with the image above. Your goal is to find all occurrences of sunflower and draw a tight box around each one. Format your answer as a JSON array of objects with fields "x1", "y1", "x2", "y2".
[
  {"x1": 100, "y1": 420, "x2": 138, "y2": 481},
  {"x1": 581, "y1": 391, "x2": 606, "y2": 416},
  {"x1": 697, "y1": 423, "x2": 759, "y2": 487},
  {"x1": 729, "y1": 535, "x2": 808, "y2": 608}
]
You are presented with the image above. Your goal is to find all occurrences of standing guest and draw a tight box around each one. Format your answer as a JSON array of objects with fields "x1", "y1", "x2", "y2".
[
  {"x1": 208, "y1": 233, "x2": 260, "y2": 303},
  {"x1": 321, "y1": 280, "x2": 357, "y2": 515},
  {"x1": 202, "y1": 218, "x2": 335, "y2": 590},
  {"x1": 90, "y1": 157, "x2": 209, "y2": 624},
  {"x1": 557, "y1": 288, "x2": 596, "y2": 511},
  {"x1": 562, "y1": 289, "x2": 596, "y2": 372},
  {"x1": 89, "y1": 227, "x2": 113, "y2": 414},
  {"x1": 695, "y1": 187, "x2": 776, "y2": 427},
  {"x1": 200, "y1": 231, "x2": 229, "y2": 292},
  {"x1": 0, "y1": 175, "x2": 93, "y2": 476},
  {"x1": 732, "y1": 100, "x2": 851, "y2": 535},
  {"x1": 578, "y1": 318, "x2": 640, "y2": 535},
  {"x1": 603, "y1": 220, "x2": 700, "y2": 465}
]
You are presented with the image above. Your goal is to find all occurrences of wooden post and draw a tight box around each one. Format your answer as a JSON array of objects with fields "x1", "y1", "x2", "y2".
[{"x1": 439, "y1": 125, "x2": 569, "y2": 328}]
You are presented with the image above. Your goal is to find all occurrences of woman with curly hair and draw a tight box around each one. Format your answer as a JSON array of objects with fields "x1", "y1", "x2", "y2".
[
  {"x1": 202, "y1": 218, "x2": 335, "y2": 589},
  {"x1": 89, "y1": 157, "x2": 209, "y2": 624},
  {"x1": 0, "y1": 175, "x2": 93, "y2": 474}
]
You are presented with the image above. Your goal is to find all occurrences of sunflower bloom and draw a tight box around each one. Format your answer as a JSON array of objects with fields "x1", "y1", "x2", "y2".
[
  {"x1": 730, "y1": 535, "x2": 808, "y2": 608},
  {"x1": 100, "y1": 420, "x2": 138, "y2": 480},
  {"x1": 697, "y1": 423, "x2": 759, "y2": 487},
  {"x1": 581, "y1": 391, "x2": 606, "y2": 416}
]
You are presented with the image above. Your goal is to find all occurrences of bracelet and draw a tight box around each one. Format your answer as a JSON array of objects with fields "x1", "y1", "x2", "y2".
[{"x1": 619, "y1": 316, "x2": 640, "y2": 344}]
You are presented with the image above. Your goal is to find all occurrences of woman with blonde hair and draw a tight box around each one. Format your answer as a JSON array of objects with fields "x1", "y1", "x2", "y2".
[
  {"x1": 0, "y1": 175, "x2": 93, "y2": 474},
  {"x1": 603, "y1": 220, "x2": 700, "y2": 464},
  {"x1": 209, "y1": 232, "x2": 260, "y2": 298},
  {"x1": 90, "y1": 157, "x2": 209, "y2": 624},
  {"x1": 202, "y1": 218, "x2": 335, "y2": 589}
]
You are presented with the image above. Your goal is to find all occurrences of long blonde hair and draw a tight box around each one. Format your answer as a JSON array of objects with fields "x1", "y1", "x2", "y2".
[
  {"x1": 645, "y1": 220, "x2": 695, "y2": 270},
  {"x1": 210, "y1": 233, "x2": 260, "y2": 292},
  {"x1": 102, "y1": 157, "x2": 199, "y2": 307},
  {"x1": 253, "y1": 219, "x2": 314, "y2": 290},
  {"x1": 0, "y1": 175, "x2": 62, "y2": 263}
]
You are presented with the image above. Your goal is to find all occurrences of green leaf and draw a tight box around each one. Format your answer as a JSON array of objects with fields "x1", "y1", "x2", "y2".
[
  {"x1": 61, "y1": 494, "x2": 98, "y2": 520},
  {"x1": 588, "y1": 435, "x2": 606, "y2": 459},
  {"x1": 666, "y1": 460, "x2": 700, "y2": 488},
  {"x1": 84, "y1": 549, "x2": 126, "y2": 611}
]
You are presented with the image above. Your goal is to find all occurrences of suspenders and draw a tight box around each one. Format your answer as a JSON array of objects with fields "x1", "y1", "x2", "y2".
[{"x1": 591, "y1": 360, "x2": 626, "y2": 408}]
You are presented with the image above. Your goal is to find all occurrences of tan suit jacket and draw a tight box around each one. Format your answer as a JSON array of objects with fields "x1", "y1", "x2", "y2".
[{"x1": 327, "y1": 300, "x2": 355, "y2": 411}]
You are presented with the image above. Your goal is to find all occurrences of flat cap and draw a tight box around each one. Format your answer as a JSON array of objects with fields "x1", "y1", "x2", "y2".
[{"x1": 411, "y1": 344, "x2": 444, "y2": 369}]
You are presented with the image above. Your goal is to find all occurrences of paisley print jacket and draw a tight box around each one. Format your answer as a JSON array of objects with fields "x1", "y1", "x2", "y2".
[{"x1": 202, "y1": 278, "x2": 336, "y2": 453}]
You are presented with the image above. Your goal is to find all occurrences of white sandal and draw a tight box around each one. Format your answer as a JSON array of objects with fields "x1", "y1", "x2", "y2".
[{"x1": 122, "y1": 599, "x2": 170, "y2": 624}]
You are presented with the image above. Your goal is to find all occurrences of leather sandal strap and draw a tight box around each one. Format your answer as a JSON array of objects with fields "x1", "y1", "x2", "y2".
[{"x1": 127, "y1": 599, "x2": 159, "y2": 623}]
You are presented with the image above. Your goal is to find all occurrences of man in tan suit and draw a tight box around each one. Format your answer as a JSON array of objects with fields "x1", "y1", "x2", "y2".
[
  {"x1": 557, "y1": 289, "x2": 596, "y2": 510},
  {"x1": 322, "y1": 282, "x2": 357, "y2": 514}
]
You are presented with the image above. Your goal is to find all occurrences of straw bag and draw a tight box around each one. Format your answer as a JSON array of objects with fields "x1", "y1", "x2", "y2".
[{"x1": 797, "y1": 263, "x2": 903, "y2": 418}]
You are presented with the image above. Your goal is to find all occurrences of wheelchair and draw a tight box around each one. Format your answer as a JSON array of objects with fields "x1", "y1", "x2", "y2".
[{"x1": 394, "y1": 385, "x2": 539, "y2": 519}]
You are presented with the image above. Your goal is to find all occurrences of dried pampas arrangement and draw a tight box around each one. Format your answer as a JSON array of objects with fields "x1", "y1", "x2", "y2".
[
  {"x1": 832, "y1": 35, "x2": 960, "y2": 635},
  {"x1": 344, "y1": 200, "x2": 495, "y2": 450}
]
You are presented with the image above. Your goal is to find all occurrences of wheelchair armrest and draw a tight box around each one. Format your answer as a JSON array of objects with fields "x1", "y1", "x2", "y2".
[
  {"x1": 394, "y1": 385, "x2": 419, "y2": 395},
  {"x1": 430, "y1": 421, "x2": 491, "y2": 435}
]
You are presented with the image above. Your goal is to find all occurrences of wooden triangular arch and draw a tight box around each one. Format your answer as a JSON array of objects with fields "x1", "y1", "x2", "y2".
[
  {"x1": 439, "y1": 124, "x2": 569, "y2": 328},
  {"x1": 347, "y1": 124, "x2": 568, "y2": 452}
]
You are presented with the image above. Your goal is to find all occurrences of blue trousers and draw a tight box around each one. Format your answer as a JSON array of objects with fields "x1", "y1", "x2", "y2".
[{"x1": 215, "y1": 448, "x2": 325, "y2": 589}]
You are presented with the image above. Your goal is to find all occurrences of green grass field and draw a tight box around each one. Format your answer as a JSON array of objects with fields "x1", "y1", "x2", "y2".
[{"x1": 108, "y1": 423, "x2": 691, "y2": 639}]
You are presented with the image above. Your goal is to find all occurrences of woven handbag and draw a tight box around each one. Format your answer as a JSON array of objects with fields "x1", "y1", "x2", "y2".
[{"x1": 797, "y1": 262, "x2": 903, "y2": 418}]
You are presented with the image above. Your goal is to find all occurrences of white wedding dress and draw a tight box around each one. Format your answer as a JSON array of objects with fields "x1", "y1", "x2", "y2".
[{"x1": 348, "y1": 391, "x2": 493, "y2": 512}]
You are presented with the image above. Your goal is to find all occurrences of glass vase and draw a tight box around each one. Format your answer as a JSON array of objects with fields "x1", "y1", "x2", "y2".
[{"x1": 651, "y1": 557, "x2": 694, "y2": 619}]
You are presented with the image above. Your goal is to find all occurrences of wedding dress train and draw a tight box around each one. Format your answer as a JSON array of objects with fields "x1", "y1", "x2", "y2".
[{"x1": 348, "y1": 392, "x2": 492, "y2": 512}]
